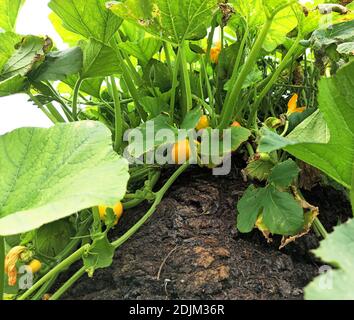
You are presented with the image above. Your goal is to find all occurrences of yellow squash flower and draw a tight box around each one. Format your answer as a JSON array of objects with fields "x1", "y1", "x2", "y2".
[
  {"x1": 210, "y1": 42, "x2": 222, "y2": 64},
  {"x1": 287, "y1": 94, "x2": 306, "y2": 115},
  {"x1": 5, "y1": 246, "x2": 27, "y2": 286}
]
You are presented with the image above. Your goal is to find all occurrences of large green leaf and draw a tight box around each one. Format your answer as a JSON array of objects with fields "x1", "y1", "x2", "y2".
[
  {"x1": 0, "y1": 121, "x2": 129, "y2": 236},
  {"x1": 0, "y1": 32, "x2": 21, "y2": 71},
  {"x1": 200, "y1": 127, "x2": 251, "y2": 160},
  {"x1": 237, "y1": 184, "x2": 304, "y2": 235},
  {"x1": 30, "y1": 47, "x2": 83, "y2": 81},
  {"x1": 268, "y1": 159, "x2": 300, "y2": 188},
  {"x1": 34, "y1": 219, "x2": 75, "y2": 257},
  {"x1": 48, "y1": 0, "x2": 122, "y2": 43},
  {"x1": 263, "y1": 6, "x2": 298, "y2": 52},
  {"x1": 108, "y1": 0, "x2": 219, "y2": 44},
  {"x1": 308, "y1": 19, "x2": 354, "y2": 51},
  {"x1": 259, "y1": 62, "x2": 354, "y2": 189},
  {"x1": 0, "y1": 35, "x2": 51, "y2": 80},
  {"x1": 49, "y1": 12, "x2": 84, "y2": 46},
  {"x1": 80, "y1": 38, "x2": 121, "y2": 79},
  {"x1": 261, "y1": 185, "x2": 303, "y2": 235},
  {"x1": 126, "y1": 114, "x2": 177, "y2": 158},
  {"x1": 305, "y1": 218, "x2": 354, "y2": 300},
  {"x1": 0, "y1": 0, "x2": 24, "y2": 32},
  {"x1": 0, "y1": 74, "x2": 26, "y2": 97},
  {"x1": 229, "y1": 0, "x2": 298, "y2": 52},
  {"x1": 118, "y1": 37, "x2": 161, "y2": 65},
  {"x1": 237, "y1": 185, "x2": 265, "y2": 233}
]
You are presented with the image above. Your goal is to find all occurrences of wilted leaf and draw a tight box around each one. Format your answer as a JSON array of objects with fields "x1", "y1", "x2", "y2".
[
  {"x1": 1, "y1": 35, "x2": 51, "y2": 80},
  {"x1": 30, "y1": 47, "x2": 83, "y2": 81}
]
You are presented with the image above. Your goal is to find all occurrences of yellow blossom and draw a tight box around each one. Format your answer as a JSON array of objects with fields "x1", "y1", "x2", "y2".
[{"x1": 287, "y1": 94, "x2": 306, "y2": 115}]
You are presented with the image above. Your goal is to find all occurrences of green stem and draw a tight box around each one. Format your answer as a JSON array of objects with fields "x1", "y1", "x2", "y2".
[
  {"x1": 18, "y1": 244, "x2": 90, "y2": 300},
  {"x1": 28, "y1": 92, "x2": 57, "y2": 124},
  {"x1": 56, "y1": 214, "x2": 92, "y2": 262},
  {"x1": 113, "y1": 163, "x2": 189, "y2": 248},
  {"x1": 180, "y1": 45, "x2": 193, "y2": 118},
  {"x1": 123, "y1": 170, "x2": 161, "y2": 209},
  {"x1": 0, "y1": 236, "x2": 5, "y2": 300},
  {"x1": 49, "y1": 266, "x2": 86, "y2": 301},
  {"x1": 72, "y1": 78, "x2": 83, "y2": 121},
  {"x1": 109, "y1": 76, "x2": 123, "y2": 152},
  {"x1": 110, "y1": 37, "x2": 147, "y2": 121},
  {"x1": 31, "y1": 275, "x2": 58, "y2": 300},
  {"x1": 248, "y1": 34, "x2": 301, "y2": 127},
  {"x1": 163, "y1": 41, "x2": 172, "y2": 71},
  {"x1": 313, "y1": 218, "x2": 328, "y2": 239},
  {"x1": 46, "y1": 103, "x2": 66, "y2": 123},
  {"x1": 205, "y1": 23, "x2": 216, "y2": 65},
  {"x1": 192, "y1": 94, "x2": 215, "y2": 126},
  {"x1": 224, "y1": 25, "x2": 249, "y2": 107},
  {"x1": 170, "y1": 48, "x2": 181, "y2": 121},
  {"x1": 201, "y1": 58, "x2": 214, "y2": 110},
  {"x1": 45, "y1": 81, "x2": 73, "y2": 121},
  {"x1": 246, "y1": 142, "x2": 255, "y2": 157},
  {"x1": 219, "y1": 18, "x2": 273, "y2": 129}
]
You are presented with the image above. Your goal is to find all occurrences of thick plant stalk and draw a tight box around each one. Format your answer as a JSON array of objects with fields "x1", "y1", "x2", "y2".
[
  {"x1": 180, "y1": 45, "x2": 193, "y2": 119},
  {"x1": 219, "y1": 1, "x2": 296, "y2": 129},
  {"x1": 49, "y1": 266, "x2": 86, "y2": 300},
  {"x1": 218, "y1": 18, "x2": 273, "y2": 129},
  {"x1": 0, "y1": 236, "x2": 5, "y2": 300},
  {"x1": 110, "y1": 37, "x2": 147, "y2": 121},
  {"x1": 109, "y1": 76, "x2": 123, "y2": 152},
  {"x1": 170, "y1": 49, "x2": 181, "y2": 121}
]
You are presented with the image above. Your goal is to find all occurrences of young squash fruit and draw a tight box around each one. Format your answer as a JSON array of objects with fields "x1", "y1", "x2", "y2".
[
  {"x1": 27, "y1": 259, "x2": 42, "y2": 274},
  {"x1": 171, "y1": 139, "x2": 191, "y2": 164},
  {"x1": 98, "y1": 202, "x2": 124, "y2": 225}
]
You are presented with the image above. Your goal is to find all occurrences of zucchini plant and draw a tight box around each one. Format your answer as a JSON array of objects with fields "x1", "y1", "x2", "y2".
[{"x1": 0, "y1": 0, "x2": 354, "y2": 300}]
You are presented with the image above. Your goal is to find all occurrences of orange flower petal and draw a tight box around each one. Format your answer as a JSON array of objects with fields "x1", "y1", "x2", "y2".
[{"x1": 288, "y1": 94, "x2": 298, "y2": 113}]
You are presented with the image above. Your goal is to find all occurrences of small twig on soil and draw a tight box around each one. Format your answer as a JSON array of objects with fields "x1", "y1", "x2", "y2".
[{"x1": 157, "y1": 245, "x2": 179, "y2": 281}]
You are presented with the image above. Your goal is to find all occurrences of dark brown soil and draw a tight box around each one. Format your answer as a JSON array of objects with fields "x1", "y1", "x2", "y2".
[{"x1": 62, "y1": 165, "x2": 351, "y2": 300}]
